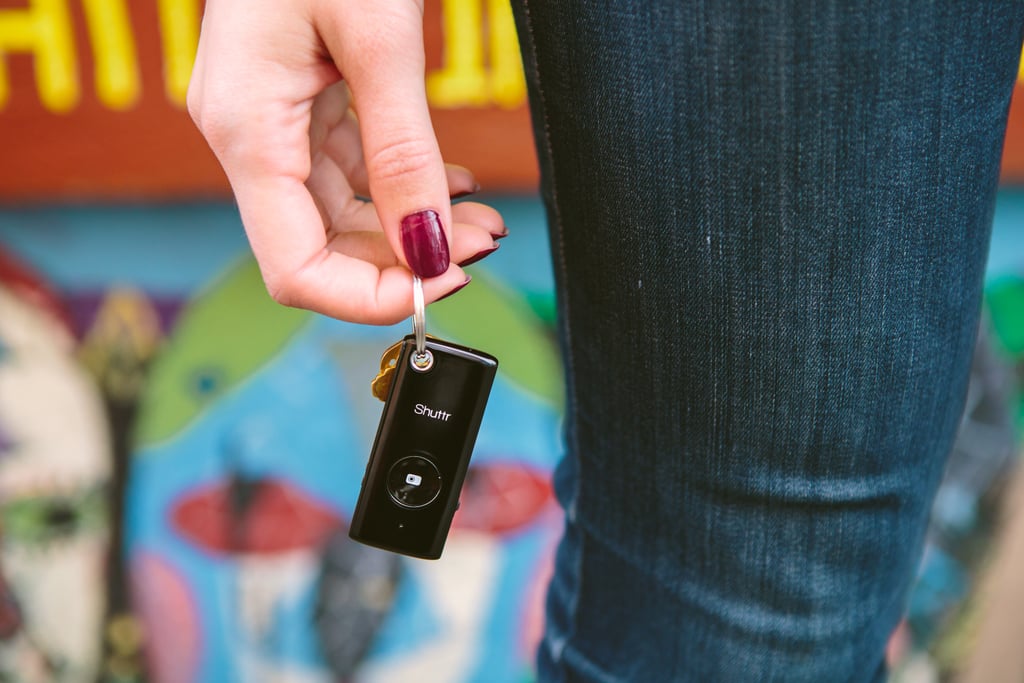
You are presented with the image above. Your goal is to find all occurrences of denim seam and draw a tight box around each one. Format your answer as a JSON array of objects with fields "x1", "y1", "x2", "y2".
[{"x1": 517, "y1": 0, "x2": 582, "y2": 672}]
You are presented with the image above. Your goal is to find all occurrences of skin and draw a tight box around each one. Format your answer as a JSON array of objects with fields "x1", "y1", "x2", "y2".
[{"x1": 188, "y1": 0, "x2": 506, "y2": 325}]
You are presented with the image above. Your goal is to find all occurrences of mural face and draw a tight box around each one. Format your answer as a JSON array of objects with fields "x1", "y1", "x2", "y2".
[
  {"x1": 123, "y1": 257, "x2": 563, "y2": 682},
  {"x1": 0, "y1": 285, "x2": 112, "y2": 682}
]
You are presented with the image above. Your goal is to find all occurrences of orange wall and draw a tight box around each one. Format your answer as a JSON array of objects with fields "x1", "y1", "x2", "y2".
[{"x1": 1002, "y1": 81, "x2": 1024, "y2": 182}]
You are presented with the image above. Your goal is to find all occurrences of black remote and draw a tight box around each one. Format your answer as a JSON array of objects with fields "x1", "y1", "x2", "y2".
[{"x1": 349, "y1": 335, "x2": 498, "y2": 559}]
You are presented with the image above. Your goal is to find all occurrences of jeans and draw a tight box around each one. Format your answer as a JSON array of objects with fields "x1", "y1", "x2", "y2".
[{"x1": 509, "y1": 2, "x2": 1024, "y2": 681}]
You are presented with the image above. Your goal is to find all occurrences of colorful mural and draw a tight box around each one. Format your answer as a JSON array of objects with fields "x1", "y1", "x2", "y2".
[
  {"x1": 0, "y1": 192, "x2": 1021, "y2": 681},
  {"x1": 0, "y1": 197, "x2": 567, "y2": 682}
]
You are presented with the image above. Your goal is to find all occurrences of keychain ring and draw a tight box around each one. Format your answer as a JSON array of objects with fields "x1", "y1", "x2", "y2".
[
  {"x1": 413, "y1": 275, "x2": 426, "y2": 353},
  {"x1": 411, "y1": 275, "x2": 432, "y2": 371}
]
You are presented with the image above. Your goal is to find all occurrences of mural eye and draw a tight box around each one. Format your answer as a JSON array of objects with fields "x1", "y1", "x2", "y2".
[
  {"x1": 43, "y1": 502, "x2": 77, "y2": 532},
  {"x1": 190, "y1": 367, "x2": 225, "y2": 399},
  {"x1": 0, "y1": 487, "x2": 107, "y2": 547}
]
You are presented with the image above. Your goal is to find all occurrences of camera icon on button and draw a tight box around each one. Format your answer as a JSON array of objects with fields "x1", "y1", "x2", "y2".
[{"x1": 387, "y1": 455, "x2": 442, "y2": 508}]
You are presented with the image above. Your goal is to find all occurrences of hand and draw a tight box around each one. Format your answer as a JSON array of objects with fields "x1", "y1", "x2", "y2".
[{"x1": 187, "y1": 0, "x2": 506, "y2": 324}]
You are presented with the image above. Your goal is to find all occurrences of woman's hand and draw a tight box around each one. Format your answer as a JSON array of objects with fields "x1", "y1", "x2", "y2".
[{"x1": 187, "y1": 0, "x2": 505, "y2": 324}]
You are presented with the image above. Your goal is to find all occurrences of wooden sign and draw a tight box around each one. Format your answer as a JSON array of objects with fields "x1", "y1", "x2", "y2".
[
  {"x1": 0, "y1": 1, "x2": 1020, "y2": 199},
  {"x1": 0, "y1": 0, "x2": 537, "y2": 199}
]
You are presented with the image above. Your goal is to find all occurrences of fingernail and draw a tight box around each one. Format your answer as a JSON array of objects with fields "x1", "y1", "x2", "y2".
[
  {"x1": 492, "y1": 227, "x2": 509, "y2": 241},
  {"x1": 401, "y1": 210, "x2": 450, "y2": 278},
  {"x1": 451, "y1": 184, "x2": 481, "y2": 200},
  {"x1": 436, "y1": 276, "x2": 472, "y2": 302},
  {"x1": 458, "y1": 242, "x2": 499, "y2": 267}
]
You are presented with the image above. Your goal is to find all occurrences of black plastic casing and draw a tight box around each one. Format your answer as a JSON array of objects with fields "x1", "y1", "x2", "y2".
[{"x1": 349, "y1": 335, "x2": 498, "y2": 559}]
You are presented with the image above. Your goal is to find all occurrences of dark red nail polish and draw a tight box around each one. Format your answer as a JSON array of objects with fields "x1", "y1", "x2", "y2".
[
  {"x1": 492, "y1": 227, "x2": 509, "y2": 240},
  {"x1": 401, "y1": 209, "x2": 450, "y2": 278},
  {"x1": 436, "y1": 276, "x2": 472, "y2": 302},
  {"x1": 458, "y1": 243, "x2": 499, "y2": 267}
]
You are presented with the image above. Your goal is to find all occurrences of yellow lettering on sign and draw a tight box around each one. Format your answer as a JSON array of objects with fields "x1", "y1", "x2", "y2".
[
  {"x1": 427, "y1": 0, "x2": 526, "y2": 109},
  {"x1": 0, "y1": 0, "x2": 78, "y2": 113},
  {"x1": 484, "y1": 0, "x2": 525, "y2": 108},
  {"x1": 158, "y1": 0, "x2": 199, "y2": 107},
  {"x1": 428, "y1": 0, "x2": 487, "y2": 107},
  {"x1": 81, "y1": 0, "x2": 140, "y2": 110}
]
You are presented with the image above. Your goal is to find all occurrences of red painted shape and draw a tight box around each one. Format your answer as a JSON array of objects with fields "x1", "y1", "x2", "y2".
[
  {"x1": 0, "y1": 246, "x2": 73, "y2": 333},
  {"x1": 171, "y1": 478, "x2": 343, "y2": 555},
  {"x1": 453, "y1": 462, "x2": 554, "y2": 535}
]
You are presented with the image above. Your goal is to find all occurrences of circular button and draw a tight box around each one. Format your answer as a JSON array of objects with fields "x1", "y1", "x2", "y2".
[{"x1": 387, "y1": 455, "x2": 443, "y2": 509}]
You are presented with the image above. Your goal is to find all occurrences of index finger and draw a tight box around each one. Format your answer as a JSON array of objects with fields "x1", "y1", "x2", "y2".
[{"x1": 235, "y1": 173, "x2": 469, "y2": 324}]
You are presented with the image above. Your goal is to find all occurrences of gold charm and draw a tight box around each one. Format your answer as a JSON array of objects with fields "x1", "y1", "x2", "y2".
[{"x1": 370, "y1": 341, "x2": 403, "y2": 402}]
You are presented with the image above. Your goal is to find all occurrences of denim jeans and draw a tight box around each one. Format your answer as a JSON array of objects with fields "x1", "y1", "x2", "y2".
[{"x1": 509, "y1": 2, "x2": 1024, "y2": 681}]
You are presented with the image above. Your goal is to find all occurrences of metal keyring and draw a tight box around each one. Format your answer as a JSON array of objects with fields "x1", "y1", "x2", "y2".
[
  {"x1": 411, "y1": 276, "x2": 433, "y2": 371},
  {"x1": 412, "y1": 275, "x2": 426, "y2": 353}
]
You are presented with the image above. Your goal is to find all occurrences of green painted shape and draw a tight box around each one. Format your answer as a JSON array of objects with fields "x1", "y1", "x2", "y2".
[
  {"x1": 986, "y1": 276, "x2": 1024, "y2": 355},
  {"x1": 523, "y1": 290, "x2": 558, "y2": 328},
  {"x1": 431, "y1": 270, "x2": 563, "y2": 408},
  {"x1": 0, "y1": 485, "x2": 108, "y2": 546},
  {"x1": 134, "y1": 259, "x2": 312, "y2": 447}
]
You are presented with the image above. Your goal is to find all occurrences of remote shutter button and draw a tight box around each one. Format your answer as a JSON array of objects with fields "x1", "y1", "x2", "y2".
[{"x1": 387, "y1": 454, "x2": 443, "y2": 508}]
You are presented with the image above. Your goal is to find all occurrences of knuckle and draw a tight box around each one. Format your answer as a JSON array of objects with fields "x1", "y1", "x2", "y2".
[
  {"x1": 265, "y1": 272, "x2": 302, "y2": 309},
  {"x1": 189, "y1": 95, "x2": 235, "y2": 153},
  {"x1": 366, "y1": 137, "x2": 438, "y2": 186},
  {"x1": 193, "y1": 102, "x2": 309, "y2": 179},
  {"x1": 185, "y1": 87, "x2": 252, "y2": 157}
]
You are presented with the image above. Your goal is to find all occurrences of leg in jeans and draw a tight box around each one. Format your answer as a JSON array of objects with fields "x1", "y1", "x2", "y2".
[{"x1": 510, "y1": 2, "x2": 1024, "y2": 680}]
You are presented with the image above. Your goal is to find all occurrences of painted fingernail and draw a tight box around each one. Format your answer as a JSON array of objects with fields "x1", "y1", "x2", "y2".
[
  {"x1": 492, "y1": 227, "x2": 509, "y2": 240},
  {"x1": 401, "y1": 209, "x2": 450, "y2": 278},
  {"x1": 458, "y1": 242, "x2": 499, "y2": 267},
  {"x1": 436, "y1": 276, "x2": 472, "y2": 302},
  {"x1": 451, "y1": 184, "x2": 481, "y2": 200}
]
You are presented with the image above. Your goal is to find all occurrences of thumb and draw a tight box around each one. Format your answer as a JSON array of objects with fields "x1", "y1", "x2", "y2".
[{"x1": 322, "y1": 0, "x2": 452, "y2": 279}]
